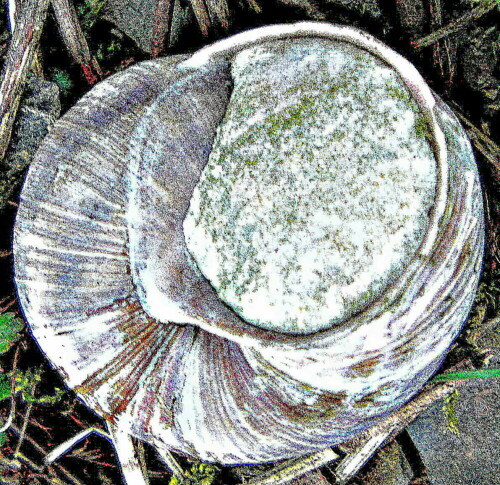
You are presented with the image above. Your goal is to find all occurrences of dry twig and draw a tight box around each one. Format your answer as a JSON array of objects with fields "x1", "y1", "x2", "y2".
[
  {"x1": 452, "y1": 107, "x2": 500, "y2": 172},
  {"x1": 190, "y1": 0, "x2": 211, "y2": 36},
  {"x1": 429, "y1": 0, "x2": 456, "y2": 86},
  {"x1": 51, "y1": 0, "x2": 102, "y2": 84},
  {"x1": 151, "y1": 0, "x2": 174, "y2": 58},
  {"x1": 0, "y1": 347, "x2": 20, "y2": 433},
  {"x1": 245, "y1": 448, "x2": 340, "y2": 485},
  {"x1": 414, "y1": 0, "x2": 498, "y2": 50},
  {"x1": 10, "y1": 423, "x2": 84, "y2": 485},
  {"x1": 0, "y1": 0, "x2": 50, "y2": 163},
  {"x1": 333, "y1": 360, "x2": 475, "y2": 483}
]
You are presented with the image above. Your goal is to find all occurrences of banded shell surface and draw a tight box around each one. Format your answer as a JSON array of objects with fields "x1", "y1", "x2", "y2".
[{"x1": 14, "y1": 23, "x2": 484, "y2": 466}]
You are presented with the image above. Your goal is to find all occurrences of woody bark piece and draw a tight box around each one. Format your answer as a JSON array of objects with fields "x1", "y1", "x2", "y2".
[
  {"x1": 51, "y1": 0, "x2": 102, "y2": 84},
  {"x1": 190, "y1": 0, "x2": 211, "y2": 35},
  {"x1": 0, "y1": 0, "x2": 50, "y2": 163},
  {"x1": 151, "y1": 0, "x2": 174, "y2": 57},
  {"x1": 205, "y1": 0, "x2": 230, "y2": 28},
  {"x1": 8, "y1": 0, "x2": 44, "y2": 77}
]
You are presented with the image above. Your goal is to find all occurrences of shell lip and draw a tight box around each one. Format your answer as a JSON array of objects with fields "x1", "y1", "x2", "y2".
[{"x1": 175, "y1": 22, "x2": 449, "y2": 350}]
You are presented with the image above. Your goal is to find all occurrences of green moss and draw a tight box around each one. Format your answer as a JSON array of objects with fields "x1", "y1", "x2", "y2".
[
  {"x1": 386, "y1": 84, "x2": 409, "y2": 101},
  {"x1": 414, "y1": 115, "x2": 432, "y2": 143}
]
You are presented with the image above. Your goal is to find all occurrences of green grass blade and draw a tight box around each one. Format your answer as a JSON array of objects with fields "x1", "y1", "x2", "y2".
[{"x1": 431, "y1": 368, "x2": 500, "y2": 382}]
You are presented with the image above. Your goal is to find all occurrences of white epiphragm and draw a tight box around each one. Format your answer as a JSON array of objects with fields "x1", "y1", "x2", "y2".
[{"x1": 184, "y1": 38, "x2": 437, "y2": 334}]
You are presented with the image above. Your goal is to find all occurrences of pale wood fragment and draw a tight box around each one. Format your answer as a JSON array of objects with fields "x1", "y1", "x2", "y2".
[
  {"x1": 44, "y1": 427, "x2": 111, "y2": 466},
  {"x1": 245, "y1": 448, "x2": 340, "y2": 485}
]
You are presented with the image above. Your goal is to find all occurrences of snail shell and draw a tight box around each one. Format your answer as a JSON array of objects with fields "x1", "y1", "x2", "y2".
[{"x1": 13, "y1": 23, "x2": 484, "y2": 465}]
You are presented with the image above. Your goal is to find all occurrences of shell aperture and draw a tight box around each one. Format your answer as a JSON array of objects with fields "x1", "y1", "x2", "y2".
[{"x1": 184, "y1": 38, "x2": 437, "y2": 334}]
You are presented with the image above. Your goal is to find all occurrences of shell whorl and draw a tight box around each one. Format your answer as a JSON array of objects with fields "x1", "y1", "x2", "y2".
[{"x1": 13, "y1": 23, "x2": 484, "y2": 464}]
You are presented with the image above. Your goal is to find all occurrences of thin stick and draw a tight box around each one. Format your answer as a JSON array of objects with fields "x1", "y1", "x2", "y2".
[
  {"x1": 413, "y1": 0, "x2": 498, "y2": 50},
  {"x1": 16, "y1": 453, "x2": 72, "y2": 485},
  {"x1": 454, "y1": 110, "x2": 500, "y2": 154},
  {"x1": 333, "y1": 432, "x2": 389, "y2": 484},
  {"x1": 136, "y1": 440, "x2": 151, "y2": 485},
  {"x1": 151, "y1": 0, "x2": 174, "y2": 58},
  {"x1": 44, "y1": 427, "x2": 111, "y2": 465},
  {"x1": 0, "y1": 0, "x2": 50, "y2": 163},
  {"x1": 450, "y1": 108, "x2": 500, "y2": 178},
  {"x1": 51, "y1": 0, "x2": 102, "y2": 84},
  {"x1": 246, "y1": 448, "x2": 340, "y2": 485},
  {"x1": 14, "y1": 400, "x2": 34, "y2": 456},
  {"x1": 429, "y1": 0, "x2": 455, "y2": 86},
  {"x1": 0, "y1": 298, "x2": 16, "y2": 312},
  {"x1": 0, "y1": 347, "x2": 20, "y2": 433},
  {"x1": 10, "y1": 423, "x2": 84, "y2": 485}
]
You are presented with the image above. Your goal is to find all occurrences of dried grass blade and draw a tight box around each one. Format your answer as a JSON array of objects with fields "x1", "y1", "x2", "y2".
[{"x1": 414, "y1": 0, "x2": 498, "y2": 50}]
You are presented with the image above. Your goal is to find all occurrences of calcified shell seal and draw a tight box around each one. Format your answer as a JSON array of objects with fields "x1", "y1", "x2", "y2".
[{"x1": 14, "y1": 23, "x2": 484, "y2": 465}]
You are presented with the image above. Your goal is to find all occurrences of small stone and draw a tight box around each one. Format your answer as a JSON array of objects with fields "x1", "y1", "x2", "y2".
[{"x1": 184, "y1": 38, "x2": 436, "y2": 334}]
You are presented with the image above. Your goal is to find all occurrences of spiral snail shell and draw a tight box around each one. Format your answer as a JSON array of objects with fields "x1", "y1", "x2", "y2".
[{"x1": 13, "y1": 22, "x2": 484, "y2": 466}]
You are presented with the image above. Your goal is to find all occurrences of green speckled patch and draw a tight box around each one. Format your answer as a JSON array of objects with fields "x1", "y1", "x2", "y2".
[{"x1": 184, "y1": 38, "x2": 436, "y2": 334}]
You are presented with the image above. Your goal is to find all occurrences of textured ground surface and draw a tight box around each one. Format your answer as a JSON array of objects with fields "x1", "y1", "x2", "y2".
[{"x1": 0, "y1": 0, "x2": 499, "y2": 484}]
